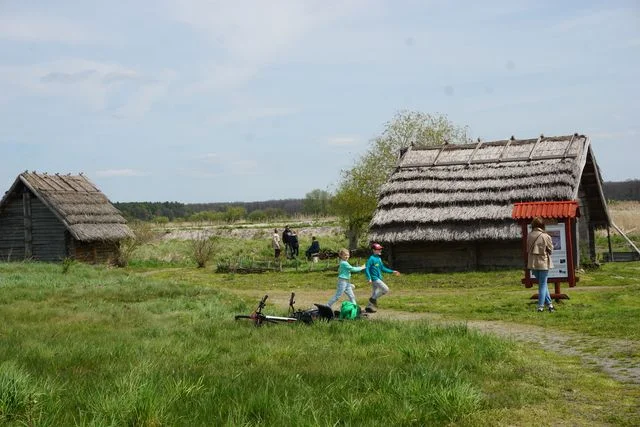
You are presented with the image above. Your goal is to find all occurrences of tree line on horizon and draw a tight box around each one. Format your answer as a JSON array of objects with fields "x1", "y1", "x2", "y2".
[
  {"x1": 113, "y1": 111, "x2": 639, "y2": 230},
  {"x1": 114, "y1": 179, "x2": 639, "y2": 223}
]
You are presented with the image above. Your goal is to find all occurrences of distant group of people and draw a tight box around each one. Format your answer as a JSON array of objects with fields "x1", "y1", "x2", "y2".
[{"x1": 272, "y1": 226, "x2": 320, "y2": 260}]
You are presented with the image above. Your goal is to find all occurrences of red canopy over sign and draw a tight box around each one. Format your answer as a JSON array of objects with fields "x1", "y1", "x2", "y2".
[{"x1": 512, "y1": 201, "x2": 580, "y2": 220}]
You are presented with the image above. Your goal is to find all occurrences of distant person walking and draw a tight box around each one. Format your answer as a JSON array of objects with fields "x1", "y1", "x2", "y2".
[
  {"x1": 327, "y1": 248, "x2": 365, "y2": 308},
  {"x1": 272, "y1": 229, "x2": 282, "y2": 259},
  {"x1": 365, "y1": 243, "x2": 400, "y2": 313},
  {"x1": 527, "y1": 217, "x2": 555, "y2": 312}
]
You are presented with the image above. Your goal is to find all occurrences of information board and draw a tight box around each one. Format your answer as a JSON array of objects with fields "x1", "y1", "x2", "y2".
[{"x1": 528, "y1": 223, "x2": 568, "y2": 279}]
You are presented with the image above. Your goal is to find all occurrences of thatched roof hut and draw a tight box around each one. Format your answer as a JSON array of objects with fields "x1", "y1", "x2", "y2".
[
  {"x1": 0, "y1": 171, "x2": 133, "y2": 263},
  {"x1": 369, "y1": 134, "x2": 611, "y2": 272}
]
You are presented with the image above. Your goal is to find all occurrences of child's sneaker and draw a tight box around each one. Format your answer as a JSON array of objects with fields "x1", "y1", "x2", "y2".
[
  {"x1": 548, "y1": 305, "x2": 555, "y2": 313},
  {"x1": 537, "y1": 306, "x2": 545, "y2": 312},
  {"x1": 365, "y1": 304, "x2": 377, "y2": 313}
]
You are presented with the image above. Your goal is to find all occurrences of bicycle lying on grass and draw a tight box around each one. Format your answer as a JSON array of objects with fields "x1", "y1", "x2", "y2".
[{"x1": 234, "y1": 292, "x2": 336, "y2": 326}]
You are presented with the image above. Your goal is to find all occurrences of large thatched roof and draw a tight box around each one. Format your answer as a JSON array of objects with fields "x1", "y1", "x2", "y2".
[
  {"x1": 369, "y1": 134, "x2": 610, "y2": 243},
  {"x1": 0, "y1": 172, "x2": 134, "y2": 241}
]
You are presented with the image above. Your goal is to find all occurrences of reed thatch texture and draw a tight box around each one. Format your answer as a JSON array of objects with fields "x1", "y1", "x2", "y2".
[
  {"x1": 369, "y1": 134, "x2": 608, "y2": 244},
  {"x1": 1, "y1": 172, "x2": 133, "y2": 241}
]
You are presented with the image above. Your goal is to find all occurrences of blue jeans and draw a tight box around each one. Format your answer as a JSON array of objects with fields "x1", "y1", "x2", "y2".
[
  {"x1": 327, "y1": 279, "x2": 356, "y2": 307},
  {"x1": 532, "y1": 269, "x2": 552, "y2": 307},
  {"x1": 370, "y1": 279, "x2": 389, "y2": 300}
]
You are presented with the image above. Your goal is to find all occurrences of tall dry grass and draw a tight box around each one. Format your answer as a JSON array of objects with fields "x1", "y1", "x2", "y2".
[{"x1": 608, "y1": 201, "x2": 640, "y2": 234}]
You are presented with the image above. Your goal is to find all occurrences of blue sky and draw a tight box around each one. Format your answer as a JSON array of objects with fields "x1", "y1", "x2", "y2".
[{"x1": 1, "y1": 0, "x2": 638, "y2": 203}]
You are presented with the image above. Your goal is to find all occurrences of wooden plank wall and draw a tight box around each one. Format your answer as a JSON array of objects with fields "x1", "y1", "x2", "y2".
[
  {"x1": 0, "y1": 194, "x2": 26, "y2": 261},
  {"x1": 391, "y1": 240, "x2": 522, "y2": 273},
  {"x1": 576, "y1": 191, "x2": 592, "y2": 264},
  {"x1": 30, "y1": 197, "x2": 67, "y2": 261},
  {"x1": 476, "y1": 241, "x2": 522, "y2": 269},
  {"x1": 71, "y1": 240, "x2": 119, "y2": 264}
]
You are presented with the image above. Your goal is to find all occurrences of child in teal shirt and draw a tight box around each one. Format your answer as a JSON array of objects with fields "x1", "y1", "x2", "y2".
[
  {"x1": 365, "y1": 243, "x2": 400, "y2": 313},
  {"x1": 327, "y1": 248, "x2": 365, "y2": 307}
]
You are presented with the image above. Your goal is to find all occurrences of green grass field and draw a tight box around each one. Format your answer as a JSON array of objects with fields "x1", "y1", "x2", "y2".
[{"x1": 1, "y1": 256, "x2": 639, "y2": 426}]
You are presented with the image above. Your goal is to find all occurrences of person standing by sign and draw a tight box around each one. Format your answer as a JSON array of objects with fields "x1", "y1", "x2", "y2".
[{"x1": 527, "y1": 217, "x2": 555, "y2": 312}]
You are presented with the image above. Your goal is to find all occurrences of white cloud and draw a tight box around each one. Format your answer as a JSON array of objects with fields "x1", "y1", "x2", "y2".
[
  {"x1": 0, "y1": 59, "x2": 174, "y2": 118},
  {"x1": 95, "y1": 169, "x2": 147, "y2": 177},
  {"x1": 112, "y1": 70, "x2": 177, "y2": 119},
  {"x1": 327, "y1": 136, "x2": 360, "y2": 146},
  {"x1": 167, "y1": 0, "x2": 371, "y2": 93}
]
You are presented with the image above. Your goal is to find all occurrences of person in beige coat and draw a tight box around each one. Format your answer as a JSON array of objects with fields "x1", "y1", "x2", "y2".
[
  {"x1": 272, "y1": 229, "x2": 281, "y2": 259},
  {"x1": 527, "y1": 217, "x2": 555, "y2": 312}
]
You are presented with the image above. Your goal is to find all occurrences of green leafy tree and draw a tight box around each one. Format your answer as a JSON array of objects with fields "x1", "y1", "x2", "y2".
[
  {"x1": 152, "y1": 216, "x2": 170, "y2": 224},
  {"x1": 223, "y1": 206, "x2": 246, "y2": 223},
  {"x1": 264, "y1": 207, "x2": 286, "y2": 220},
  {"x1": 333, "y1": 111, "x2": 469, "y2": 248},
  {"x1": 303, "y1": 189, "x2": 332, "y2": 216},
  {"x1": 247, "y1": 209, "x2": 267, "y2": 222}
]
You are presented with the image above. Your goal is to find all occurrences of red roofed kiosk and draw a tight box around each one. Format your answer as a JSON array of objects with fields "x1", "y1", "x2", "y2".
[{"x1": 512, "y1": 201, "x2": 580, "y2": 301}]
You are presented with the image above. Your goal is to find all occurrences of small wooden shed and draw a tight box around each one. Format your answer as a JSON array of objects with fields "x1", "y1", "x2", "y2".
[
  {"x1": 368, "y1": 134, "x2": 611, "y2": 272},
  {"x1": 0, "y1": 171, "x2": 134, "y2": 263}
]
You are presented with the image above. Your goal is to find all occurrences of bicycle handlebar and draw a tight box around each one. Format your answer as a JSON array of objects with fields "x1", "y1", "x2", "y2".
[{"x1": 256, "y1": 295, "x2": 268, "y2": 313}]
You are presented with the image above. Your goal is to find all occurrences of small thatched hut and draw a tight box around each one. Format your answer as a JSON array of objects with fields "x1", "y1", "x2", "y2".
[
  {"x1": 0, "y1": 171, "x2": 134, "y2": 263},
  {"x1": 369, "y1": 134, "x2": 611, "y2": 272}
]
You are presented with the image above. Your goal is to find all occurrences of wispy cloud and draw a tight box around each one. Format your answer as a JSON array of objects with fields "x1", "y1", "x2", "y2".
[
  {"x1": 40, "y1": 70, "x2": 98, "y2": 84},
  {"x1": 112, "y1": 70, "x2": 177, "y2": 119},
  {"x1": 0, "y1": 59, "x2": 174, "y2": 118},
  {"x1": 95, "y1": 169, "x2": 147, "y2": 177},
  {"x1": 168, "y1": 0, "x2": 370, "y2": 92}
]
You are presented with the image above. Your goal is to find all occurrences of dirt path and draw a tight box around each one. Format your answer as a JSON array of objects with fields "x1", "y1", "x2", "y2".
[
  {"x1": 374, "y1": 309, "x2": 640, "y2": 385},
  {"x1": 232, "y1": 289, "x2": 640, "y2": 385}
]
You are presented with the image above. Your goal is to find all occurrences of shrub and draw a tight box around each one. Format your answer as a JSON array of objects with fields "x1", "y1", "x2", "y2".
[
  {"x1": 114, "y1": 222, "x2": 159, "y2": 267},
  {"x1": 191, "y1": 232, "x2": 217, "y2": 268},
  {"x1": 61, "y1": 257, "x2": 76, "y2": 274}
]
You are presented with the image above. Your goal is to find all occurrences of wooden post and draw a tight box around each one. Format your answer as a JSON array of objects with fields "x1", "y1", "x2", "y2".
[
  {"x1": 22, "y1": 190, "x2": 33, "y2": 259},
  {"x1": 520, "y1": 222, "x2": 532, "y2": 288},
  {"x1": 607, "y1": 226, "x2": 613, "y2": 262},
  {"x1": 566, "y1": 219, "x2": 576, "y2": 287}
]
